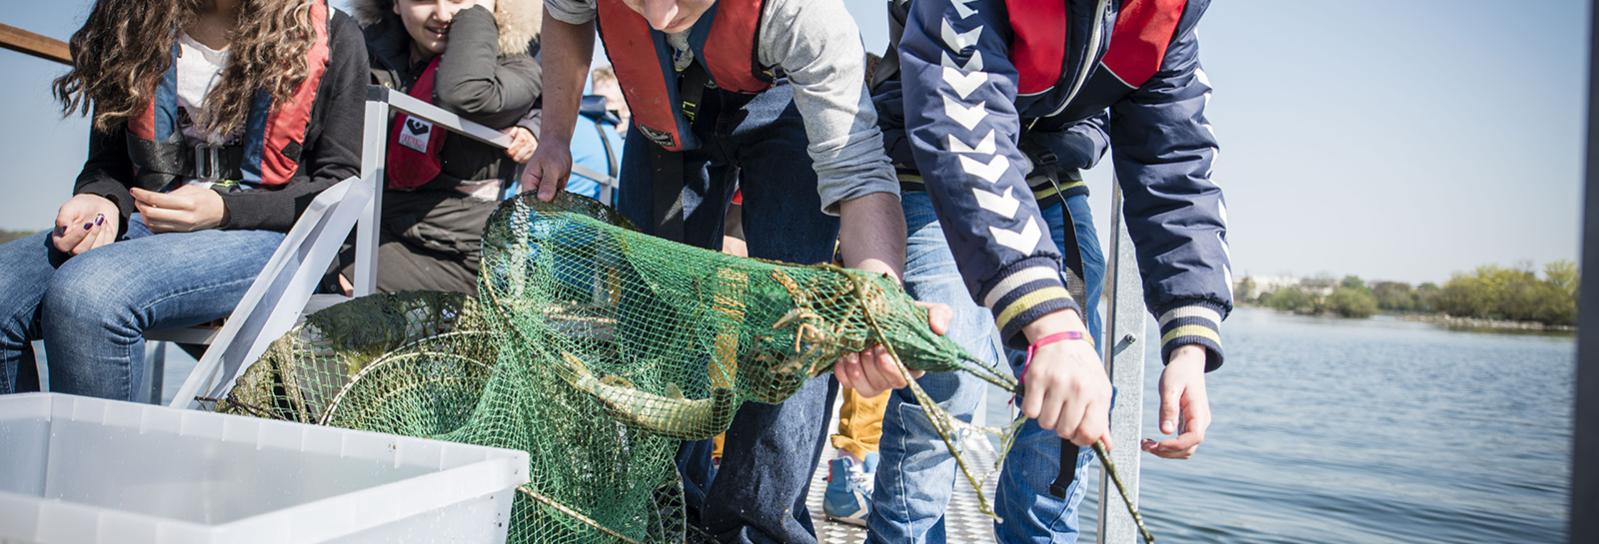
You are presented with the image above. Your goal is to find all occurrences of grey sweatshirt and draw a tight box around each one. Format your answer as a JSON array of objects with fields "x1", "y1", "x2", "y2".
[{"x1": 545, "y1": 0, "x2": 899, "y2": 214}]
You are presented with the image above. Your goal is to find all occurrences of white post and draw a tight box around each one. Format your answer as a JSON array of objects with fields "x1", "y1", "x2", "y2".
[
  {"x1": 1097, "y1": 179, "x2": 1147, "y2": 544},
  {"x1": 356, "y1": 91, "x2": 390, "y2": 297}
]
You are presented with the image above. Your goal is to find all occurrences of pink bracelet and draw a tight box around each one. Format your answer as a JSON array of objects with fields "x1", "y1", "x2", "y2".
[{"x1": 1018, "y1": 330, "x2": 1090, "y2": 386}]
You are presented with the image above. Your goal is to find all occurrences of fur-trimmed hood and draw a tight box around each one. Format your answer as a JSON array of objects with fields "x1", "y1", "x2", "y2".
[{"x1": 349, "y1": 0, "x2": 541, "y2": 57}]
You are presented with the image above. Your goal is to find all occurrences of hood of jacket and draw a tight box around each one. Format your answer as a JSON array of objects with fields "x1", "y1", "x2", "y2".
[{"x1": 350, "y1": 0, "x2": 540, "y2": 56}]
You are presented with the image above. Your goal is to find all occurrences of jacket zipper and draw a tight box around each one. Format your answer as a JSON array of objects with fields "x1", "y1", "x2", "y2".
[{"x1": 1035, "y1": 0, "x2": 1112, "y2": 125}]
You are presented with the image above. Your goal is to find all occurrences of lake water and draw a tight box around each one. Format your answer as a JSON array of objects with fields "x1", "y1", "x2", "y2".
[{"x1": 993, "y1": 307, "x2": 1576, "y2": 543}]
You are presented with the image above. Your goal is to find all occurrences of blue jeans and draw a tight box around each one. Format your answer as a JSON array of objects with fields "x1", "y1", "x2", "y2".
[
  {"x1": 617, "y1": 80, "x2": 841, "y2": 544},
  {"x1": 0, "y1": 215, "x2": 284, "y2": 401},
  {"x1": 866, "y1": 191, "x2": 1006, "y2": 543},
  {"x1": 869, "y1": 192, "x2": 1105, "y2": 544}
]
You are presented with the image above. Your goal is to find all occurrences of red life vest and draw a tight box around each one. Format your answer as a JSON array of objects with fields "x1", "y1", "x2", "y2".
[
  {"x1": 386, "y1": 57, "x2": 447, "y2": 190},
  {"x1": 594, "y1": 0, "x2": 771, "y2": 151},
  {"x1": 1006, "y1": 0, "x2": 1187, "y2": 95},
  {"x1": 126, "y1": 0, "x2": 331, "y2": 189}
]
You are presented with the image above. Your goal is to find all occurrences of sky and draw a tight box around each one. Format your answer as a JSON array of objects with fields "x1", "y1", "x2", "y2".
[{"x1": 0, "y1": 0, "x2": 1588, "y2": 285}]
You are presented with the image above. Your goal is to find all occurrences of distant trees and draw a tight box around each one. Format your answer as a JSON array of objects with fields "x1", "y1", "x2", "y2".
[
  {"x1": 1434, "y1": 262, "x2": 1578, "y2": 326},
  {"x1": 1235, "y1": 276, "x2": 1257, "y2": 302},
  {"x1": 0, "y1": 230, "x2": 29, "y2": 244},
  {"x1": 1325, "y1": 283, "x2": 1378, "y2": 318},
  {"x1": 1370, "y1": 281, "x2": 1417, "y2": 312},
  {"x1": 1257, "y1": 286, "x2": 1317, "y2": 315},
  {"x1": 1256, "y1": 281, "x2": 1377, "y2": 318},
  {"x1": 1240, "y1": 260, "x2": 1578, "y2": 325}
]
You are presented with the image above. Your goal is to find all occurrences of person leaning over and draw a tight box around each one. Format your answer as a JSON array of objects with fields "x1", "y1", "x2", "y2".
[
  {"x1": 524, "y1": 0, "x2": 919, "y2": 541},
  {"x1": 839, "y1": 0, "x2": 1234, "y2": 541}
]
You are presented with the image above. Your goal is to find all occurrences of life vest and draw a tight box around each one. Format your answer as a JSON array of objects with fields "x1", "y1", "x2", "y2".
[
  {"x1": 386, "y1": 57, "x2": 446, "y2": 190},
  {"x1": 594, "y1": 0, "x2": 771, "y2": 151},
  {"x1": 126, "y1": 0, "x2": 332, "y2": 189},
  {"x1": 1006, "y1": 0, "x2": 1187, "y2": 95}
]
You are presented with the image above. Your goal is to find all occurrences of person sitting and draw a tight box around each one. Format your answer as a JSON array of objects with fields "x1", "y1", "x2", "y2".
[
  {"x1": 334, "y1": 0, "x2": 543, "y2": 295},
  {"x1": 0, "y1": 0, "x2": 367, "y2": 401},
  {"x1": 588, "y1": 64, "x2": 629, "y2": 134},
  {"x1": 559, "y1": 94, "x2": 624, "y2": 204}
]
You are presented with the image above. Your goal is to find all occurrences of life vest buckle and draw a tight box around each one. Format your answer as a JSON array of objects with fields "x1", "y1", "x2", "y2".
[{"x1": 193, "y1": 144, "x2": 224, "y2": 183}]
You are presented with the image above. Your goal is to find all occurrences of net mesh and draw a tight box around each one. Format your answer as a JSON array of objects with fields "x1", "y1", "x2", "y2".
[{"x1": 217, "y1": 194, "x2": 1020, "y2": 543}]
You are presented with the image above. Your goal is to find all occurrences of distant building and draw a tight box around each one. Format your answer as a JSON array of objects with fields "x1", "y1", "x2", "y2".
[
  {"x1": 1248, "y1": 275, "x2": 1301, "y2": 294},
  {"x1": 1236, "y1": 274, "x2": 1336, "y2": 301}
]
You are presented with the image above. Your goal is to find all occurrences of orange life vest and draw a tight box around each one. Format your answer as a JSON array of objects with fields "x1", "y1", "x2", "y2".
[
  {"x1": 126, "y1": 0, "x2": 331, "y2": 189},
  {"x1": 594, "y1": 0, "x2": 772, "y2": 151}
]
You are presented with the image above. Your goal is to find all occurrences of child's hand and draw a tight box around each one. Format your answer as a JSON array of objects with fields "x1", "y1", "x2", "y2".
[
  {"x1": 1020, "y1": 310, "x2": 1113, "y2": 449},
  {"x1": 131, "y1": 185, "x2": 227, "y2": 233},
  {"x1": 1142, "y1": 345, "x2": 1211, "y2": 459},
  {"x1": 51, "y1": 194, "x2": 120, "y2": 255},
  {"x1": 503, "y1": 126, "x2": 537, "y2": 163}
]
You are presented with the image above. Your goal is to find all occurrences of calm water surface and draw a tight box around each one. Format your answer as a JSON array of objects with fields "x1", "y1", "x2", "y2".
[{"x1": 989, "y1": 307, "x2": 1574, "y2": 543}]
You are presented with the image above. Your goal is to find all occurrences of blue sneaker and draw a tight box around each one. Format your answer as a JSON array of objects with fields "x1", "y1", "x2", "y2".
[{"x1": 823, "y1": 452, "x2": 878, "y2": 526}]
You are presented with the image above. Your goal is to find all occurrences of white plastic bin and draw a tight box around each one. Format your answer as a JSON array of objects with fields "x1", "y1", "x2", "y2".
[{"x1": 0, "y1": 393, "x2": 528, "y2": 543}]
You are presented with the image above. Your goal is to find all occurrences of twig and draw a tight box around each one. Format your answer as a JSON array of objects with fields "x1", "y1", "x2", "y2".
[
  {"x1": 518, "y1": 486, "x2": 642, "y2": 544},
  {"x1": 1093, "y1": 441, "x2": 1156, "y2": 543},
  {"x1": 851, "y1": 276, "x2": 1003, "y2": 521}
]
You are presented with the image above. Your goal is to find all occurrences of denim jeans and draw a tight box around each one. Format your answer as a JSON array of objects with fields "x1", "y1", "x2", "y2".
[
  {"x1": 0, "y1": 215, "x2": 285, "y2": 401},
  {"x1": 617, "y1": 80, "x2": 841, "y2": 544},
  {"x1": 993, "y1": 194, "x2": 1105, "y2": 544},
  {"x1": 866, "y1": 190, "x2": 1006, "y2": 542},
  {"x1": 869, "y1": 192, "x2": 1105, "y2": 544}
]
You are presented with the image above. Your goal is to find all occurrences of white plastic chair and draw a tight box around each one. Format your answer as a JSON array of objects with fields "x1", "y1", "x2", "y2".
[{"x1": 164, "y1": 85, "x2": 611, "y2": 408}]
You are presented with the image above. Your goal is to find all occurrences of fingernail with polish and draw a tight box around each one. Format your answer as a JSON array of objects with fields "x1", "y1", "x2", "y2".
[
  {"x1": 95, "y1": 214, "x2": 105, "y2": 226},
  {"x1": 83, "y1": 222, "x2": 93, "y2": 230}
]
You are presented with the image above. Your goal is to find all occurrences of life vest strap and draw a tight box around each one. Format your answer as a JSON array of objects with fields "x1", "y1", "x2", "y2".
[
  {"x1": 648, "y1": 61, "x2": 712, "y2": 240},
  {"x1": 679, "y1": 62, "x2": 710, "y2": 123}
]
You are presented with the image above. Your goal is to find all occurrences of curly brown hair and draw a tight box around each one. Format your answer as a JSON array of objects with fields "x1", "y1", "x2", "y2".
[{"x1": 53, "y1": 0, "x2": 323, "y2": 137}]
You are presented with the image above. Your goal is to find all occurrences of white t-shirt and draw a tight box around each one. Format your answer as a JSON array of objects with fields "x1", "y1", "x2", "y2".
[{"x1": 176, "y1": 31, "x2": 237, "y2": 146}]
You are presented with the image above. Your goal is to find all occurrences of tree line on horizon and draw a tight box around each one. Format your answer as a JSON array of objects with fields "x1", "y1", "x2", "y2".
[{"x1": 1238, "y1": 260, "x2": 1579, "y2": 326}]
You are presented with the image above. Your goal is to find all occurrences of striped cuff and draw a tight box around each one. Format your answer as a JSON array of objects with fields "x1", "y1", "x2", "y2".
[
  {"x1": 981, "y1": 257, "x2": 1081, "y2": 348},
  {"x1": 1157, "y1": 304, "x2": 1226, "y2": 371}
]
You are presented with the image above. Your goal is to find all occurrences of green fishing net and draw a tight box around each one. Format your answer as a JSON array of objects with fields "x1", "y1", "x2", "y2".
[{"x1": 217, "y1": 194, "x2": 1020, "y2": 543}]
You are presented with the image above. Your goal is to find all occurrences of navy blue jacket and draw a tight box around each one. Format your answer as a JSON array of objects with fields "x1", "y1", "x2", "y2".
[{"x1": 878, "y1": 0, "x2": 1231, "y2": 368}]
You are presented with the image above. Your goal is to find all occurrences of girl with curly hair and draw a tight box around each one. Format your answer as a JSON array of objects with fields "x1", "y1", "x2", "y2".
[{"x1": 0, "y1": 0, "x2": 369, "y2": 401}]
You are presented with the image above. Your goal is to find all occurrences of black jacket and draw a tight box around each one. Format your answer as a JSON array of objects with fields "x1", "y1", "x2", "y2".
[
  {"x1": 73, "y1": 10, "x2": 369, "y2": 232},
  {"x1": 364, "y1": 5, "x2": 542, "y2": 190}
]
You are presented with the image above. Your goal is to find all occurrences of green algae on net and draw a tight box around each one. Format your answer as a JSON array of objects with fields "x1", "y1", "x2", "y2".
[{"x1": 215, "y1": 193, "x2": 1151, "y2": 543}]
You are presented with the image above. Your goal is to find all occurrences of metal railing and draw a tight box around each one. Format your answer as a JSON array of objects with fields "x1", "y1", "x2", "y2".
[
  {"x1": 177, "y1": 84, "x2": 547, "y2": 404},
  {"x1": 1099, "y1": 178, "x2": 1147, "y2": 543}
]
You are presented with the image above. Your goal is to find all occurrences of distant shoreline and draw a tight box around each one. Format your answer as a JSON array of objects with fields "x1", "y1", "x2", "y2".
[
  {"x1": 1398, "y1": 313, "x2": 1576, "y2": 335},
  {"x1": 1243, "y1": 305, "x2": 1576, "y2": 335}
]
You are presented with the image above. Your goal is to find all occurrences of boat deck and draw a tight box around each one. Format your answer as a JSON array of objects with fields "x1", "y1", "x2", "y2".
[{"x1": 806, "y1": 444, "x2": 1000, "y2": 543}]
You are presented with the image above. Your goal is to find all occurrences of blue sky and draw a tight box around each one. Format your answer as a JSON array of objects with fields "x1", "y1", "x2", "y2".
[{"x1": 0, "y1": 0, "x2": 1587, "y2": 284}]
